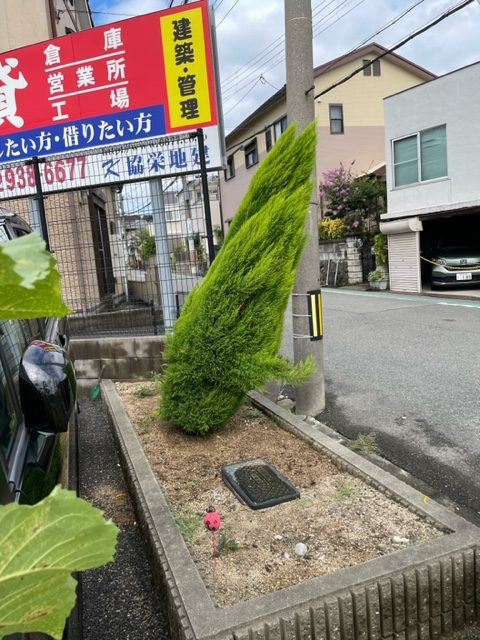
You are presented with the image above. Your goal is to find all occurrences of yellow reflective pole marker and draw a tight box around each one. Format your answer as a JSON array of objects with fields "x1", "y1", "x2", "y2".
[{"x1": 307, "y1": 289, "x2": 323, "y2": 340}]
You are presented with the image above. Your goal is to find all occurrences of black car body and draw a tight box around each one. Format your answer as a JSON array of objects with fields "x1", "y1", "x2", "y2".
[{"x1": 0, "y1": 209, "x2": 76, "y2": 506}]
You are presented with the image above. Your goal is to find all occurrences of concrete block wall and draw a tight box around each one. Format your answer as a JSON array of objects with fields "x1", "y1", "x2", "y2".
[
  {"x1": 346, "y1": 236, "x2": 364, "y2": 284},
  {"x1": 71, "y1": 336, "x2": 165, "y2": 380},
  {"x1": 319, "y1": 239, "x2": 348, "y2": 287},
  {"x1": 318, "y1": 237, "x2": 365, "y2": 286}
]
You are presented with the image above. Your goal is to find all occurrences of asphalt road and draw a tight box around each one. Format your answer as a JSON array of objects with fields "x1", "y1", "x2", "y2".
[{"x1": 320, "y1": 288, "x2": 480, "y2": 521}]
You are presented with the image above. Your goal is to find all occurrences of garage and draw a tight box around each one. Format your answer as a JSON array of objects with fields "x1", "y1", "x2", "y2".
[
  {"x1": 420, "y1": 210, "x2": 480, "y2": 292},
  {"x1": 381, "y1": 210, "x2": 480, "y2": 296},
  {"x1": 380, "y1": 217, "x2": 422, "y2": 293}
]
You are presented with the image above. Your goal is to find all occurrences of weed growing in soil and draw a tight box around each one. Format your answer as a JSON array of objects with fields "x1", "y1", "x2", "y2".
[
  {"x1": 243, "y1": 407, "x2": 263, "y2": 418},
  {"x1": 336, "y1": 480, "x2": 354, "y2": 499},
  {"x1": 133, "y1": 386, "x2": 156, "y2": 398},
  {"x1": 348, "y1": 432, "x2": 378, "y2": 454},
  {"x1": 218, "y1": 529, "x2": 246, "y2": 554},
  {"x1": 138, "y1": 414, "x2": 156, "y2": 433},
  {"x1": 173, "y1": 505, "x2": 202, "y2": 544}
]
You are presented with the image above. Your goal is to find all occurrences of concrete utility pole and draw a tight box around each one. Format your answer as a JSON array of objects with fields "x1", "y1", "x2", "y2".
[{"x1": 285, "y1": 0, "x2": 325, "y2": 415}]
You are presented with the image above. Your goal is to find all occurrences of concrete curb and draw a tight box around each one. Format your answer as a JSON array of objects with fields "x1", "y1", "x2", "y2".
[{"x1": 103, "y1": 380, "x2": 480, "y2": 640}]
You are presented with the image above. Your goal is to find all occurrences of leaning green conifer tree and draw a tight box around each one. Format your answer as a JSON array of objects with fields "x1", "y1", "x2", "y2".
[{"x1": 159, "y1": 122, "x2": 316, "y2": 434}]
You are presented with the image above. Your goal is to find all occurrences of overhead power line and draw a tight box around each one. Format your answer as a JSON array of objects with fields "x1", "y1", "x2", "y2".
[
  {"x1": 216, "y1": 0, "x2": 242, "y2": 28},
  {"x1": 313, "y1": 0, "x2": 477, "y2": 99},
  {"x1": 223, "y1": 76, "x2": 263, "y2": 116},
  {"x1": 312, "y1": 0, "x2": 425, "y2": 79},
  {"x1": 220, "y1": 0, "x2": 353, "y2": 93},
  {"x1": 225, "y1": 0, "x2": 476, "y2": 148},
  {"x1": 221, "y1": 0, "x2": 359, "y2": 101}
]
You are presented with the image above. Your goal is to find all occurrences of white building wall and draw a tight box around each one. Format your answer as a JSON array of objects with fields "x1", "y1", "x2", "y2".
[{"x1": 384, "y1": 62, "x2": 480, "y2": 220}]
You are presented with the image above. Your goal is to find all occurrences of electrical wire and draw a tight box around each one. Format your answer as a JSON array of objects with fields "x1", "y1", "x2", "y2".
[
  {"x1": 222, "y1": 0, "x2": 472, "y2": 126},
  {"x1": 220, "y1": 0, "x2": 349, "y2": 92},
  {"x1": 221, "y1": 0, "x2": 364, "y2": 102},
  {"x1": 313, "y1": 0, "x2": 476, "y2": 100},
  {"x1": 224, "y1": 0, "x2": 476, "y2": 150},
  {"x1": 223, "y1": 75, "x2": 263, "y2": 116},
  {"x1": 313, "y1": 0, "x2": 369, "y2": 39},
  {"x1": 65, "y1": 8, "x2": 136, "y2": 18},
  {"x1": 221, "y1": 0, "x2": 383, "y2": 101},
  {"x1": 220, "y1": 0, "x2": 428, "y2": 100},
  {"x1": 313, "y1": 0, "x2": 425, "y2": 79},
  {"x1": 216, "y1": 0, "x2": 242, "y2": 28},
  {"x1": 260, "y1": 74, "x2": 280, "y2": 92},
  {"x1": 220, "y1": 0, "x2": 329, "y2": 88}
]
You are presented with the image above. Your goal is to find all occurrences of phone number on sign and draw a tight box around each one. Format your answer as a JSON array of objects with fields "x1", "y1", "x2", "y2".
[{"x1": 0, "y1": 157, "x2": 87, "y2": 193}]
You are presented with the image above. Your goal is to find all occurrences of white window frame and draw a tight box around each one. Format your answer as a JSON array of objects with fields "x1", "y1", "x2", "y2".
[
  {"x1": 329, "y1": 104, "x2": 344, "y2": 134},
  {"x1": 273, "y1": 115, "x2": 287, "y2": 141},
  {"x1": 244, "y1": 139, "x2": 258, "y2": 169},
  {"x1": 392, "y1": 124, "x2": 448, "y2": 188}
]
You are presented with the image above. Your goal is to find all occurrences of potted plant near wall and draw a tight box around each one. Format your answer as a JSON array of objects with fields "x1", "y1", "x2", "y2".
[
  {"x1": 367, "y1": 267, "x2": 388, "y2": 290},
  {"x1": 368, "y1": 233, "x2": 389, "y2": 290}
]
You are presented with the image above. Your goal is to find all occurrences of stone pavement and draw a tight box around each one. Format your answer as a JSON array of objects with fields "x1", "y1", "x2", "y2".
[{"x1": 75, "y1": 394, "x2": 171, "y2": 640}]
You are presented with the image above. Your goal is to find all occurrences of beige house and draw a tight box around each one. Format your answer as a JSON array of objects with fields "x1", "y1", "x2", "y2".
[{"x1": 220, "y1": 43, "x2": 436, "y2": 224}]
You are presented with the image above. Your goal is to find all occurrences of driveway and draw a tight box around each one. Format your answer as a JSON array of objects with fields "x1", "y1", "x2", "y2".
[{"x1": 320, "y1": 288, "x2": 480, "y2": 521}]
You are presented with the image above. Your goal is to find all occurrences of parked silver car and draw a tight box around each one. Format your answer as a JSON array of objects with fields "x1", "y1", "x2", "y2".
[{"x1": 431, "y1": 239, "x2": 480, "y2": 289}]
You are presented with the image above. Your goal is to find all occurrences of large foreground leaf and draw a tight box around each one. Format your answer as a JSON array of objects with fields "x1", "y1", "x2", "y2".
[
  {"x1": 0, "y1": 486, "x2": 119, "y2": 639},
  {"x1": 0, "y1": 233, "x2": 70, "y2": 319}
]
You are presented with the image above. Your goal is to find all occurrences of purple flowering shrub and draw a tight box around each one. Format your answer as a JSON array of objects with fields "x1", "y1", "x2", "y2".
[{"x1": 319, "y1": 164, "x2": 385, "y2": 236}]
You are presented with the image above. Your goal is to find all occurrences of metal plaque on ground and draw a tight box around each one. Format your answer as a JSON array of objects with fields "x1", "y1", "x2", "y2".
[{"x1": 222, "y1": 458, "x2": 300, "y2": 510}]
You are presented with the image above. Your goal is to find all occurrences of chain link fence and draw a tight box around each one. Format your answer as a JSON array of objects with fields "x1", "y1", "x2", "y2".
[{"x1": 0, "y1": 132, "x2": 222, "y2": 337}]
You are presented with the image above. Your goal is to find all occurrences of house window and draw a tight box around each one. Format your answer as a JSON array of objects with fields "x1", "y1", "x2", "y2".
[
  {"x1": 244, "y1": 139, "x2": 258, "y2": 168},
  {"x1": 265, "y1": 128, "x2": 272, "y2": 151},
  {"x1": 165, "y1": 209, "x2": 182, "y2": 222},
  {"x1": 225, "y1": 154, "x2": 235, "y2": 180},
  {"x1": 393, "y1": 125, "x2": 447, "y2": 187},
  {"x1": 329, "y1": 104, "x2": 344, "y2": 134},
  {"x1": 273, "y1": 115, "x2": 287, "y2": 141},
  {"x1": 363, "y1": 59, "x2": 381, "y2": 76}
]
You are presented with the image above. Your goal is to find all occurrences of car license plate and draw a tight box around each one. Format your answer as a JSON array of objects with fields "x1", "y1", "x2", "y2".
[{"x1": 456, "y1": 272, "x2": 472, "y2": 281}]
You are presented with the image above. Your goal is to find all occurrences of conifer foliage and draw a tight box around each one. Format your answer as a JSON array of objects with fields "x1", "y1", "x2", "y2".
[{"x1": 159, "y1": 123, "x2": 316, "y2": 434}]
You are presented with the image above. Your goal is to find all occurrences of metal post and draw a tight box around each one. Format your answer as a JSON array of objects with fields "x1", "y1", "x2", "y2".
[
  {"x1": 196, "y1": 128, "x2": 215, "y2": 264},
  {"x1": 285, "y1": 0, "x2": 326, "y2": 415},
  {"x1": 115, "y1": 186, "x2": 130, "y2": 304},
  {"x1": 25, "y1": 156, "x2": 50, "y2": 251},
  {"x1": 149, "y1": 178, "x2": 177, "y2": 332}
]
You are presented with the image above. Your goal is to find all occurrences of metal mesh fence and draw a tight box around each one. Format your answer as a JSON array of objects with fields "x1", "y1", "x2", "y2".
[{"x1": 0, "y1": 132, "x2": 222, "y2": 337}]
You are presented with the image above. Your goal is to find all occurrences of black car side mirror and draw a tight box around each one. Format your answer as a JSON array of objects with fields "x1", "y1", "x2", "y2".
[{"x1": 19, "y1": 340, "x2": 76, "y2": 434}]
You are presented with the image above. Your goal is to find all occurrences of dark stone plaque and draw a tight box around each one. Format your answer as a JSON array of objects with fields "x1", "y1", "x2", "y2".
[{"x1": 222, "y1": 458, "x2": 300, "y2": 510}]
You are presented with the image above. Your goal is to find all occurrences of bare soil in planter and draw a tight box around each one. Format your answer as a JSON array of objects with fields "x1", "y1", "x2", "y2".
[{"x1": 115, "y1": 381, "x2": 444, "y2": 608}]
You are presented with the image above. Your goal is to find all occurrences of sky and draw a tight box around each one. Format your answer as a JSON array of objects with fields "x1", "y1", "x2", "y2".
[{"x1": 89, "y1": 0, "x2": 480, "y2": 133}]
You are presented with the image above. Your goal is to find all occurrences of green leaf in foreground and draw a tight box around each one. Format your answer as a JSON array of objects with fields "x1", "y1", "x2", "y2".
[
  {"x1": 0, "y1": 486, "x2": 119, "y2": 639},
  {"x1": 0, "y1": 233, "x2": 70, "y2": 319}
]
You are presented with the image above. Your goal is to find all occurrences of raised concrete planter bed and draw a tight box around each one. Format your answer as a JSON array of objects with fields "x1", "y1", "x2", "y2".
[{"x1": 102, "y1": 380, "x2": 480, "y2": 640}]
